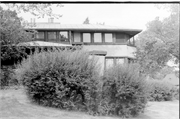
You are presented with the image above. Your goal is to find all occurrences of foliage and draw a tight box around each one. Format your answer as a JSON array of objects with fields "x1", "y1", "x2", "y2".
[
  {"x1": 0, "y1": 66, "x2": 18, "y2": 89},
  {"x1": 147, "y1": 80, "x2": 178, "y2": 101},
  {"x1": 151, "y1": 66, "x2": 174, "y2": 80},
  {"x1": 135, "y1": 4, "x2": 179, "y2": 76},
  {"x1": 0, "y1": 6, "x2": 32, "y2": 46},
  {"x1": 99, "y1": 64, "x2": 148, "y2": 118},
  {"x1": 2, "y1": 3, "x2": 63, "y2": 19},
  {"x1": 15, "y1": 50, "x2": 101, "y2": 112}
]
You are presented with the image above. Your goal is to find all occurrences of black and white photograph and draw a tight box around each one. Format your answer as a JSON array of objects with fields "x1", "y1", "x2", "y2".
[{"x1": 0, "y1": 2, "x2": 179, "y2": 119}]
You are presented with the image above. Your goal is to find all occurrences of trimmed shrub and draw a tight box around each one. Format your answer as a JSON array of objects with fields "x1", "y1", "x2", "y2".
[
  {"x1": 147, "y1": 80, "x2": 179, "y2": 101},
  {"x1": 16, "y1": 50, "x2": 100, "y2": 112},
  {"x1": 100, "y1": 64, "x2": 148, "y2": 118}
]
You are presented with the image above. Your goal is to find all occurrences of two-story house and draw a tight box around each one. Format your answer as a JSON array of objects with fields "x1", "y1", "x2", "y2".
[{"x1": 24, "y1": 22, "x2": 142, "y2": 73}]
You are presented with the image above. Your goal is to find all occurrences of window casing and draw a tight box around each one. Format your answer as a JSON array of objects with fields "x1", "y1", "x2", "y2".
[
  {"x1": 36, "y1": 32, "x2": 45, "y2": 39},
  {"x1": 94, "y1": 33, "x2": 102, "y2": 42},
  {"x1": 116, "y1": 33, "x2": 126, "y2": 43},
  {"x1": 105, "y1": 58, "x2": 114, "y2": 70},
  {"x1": 48, "y1": 32, "x2": 56, "y2": 40},
  {"x1": 105, "y1": 33, "x2": 113, "y2": 43},
  {"x1": 74, "y1": 32, "x2": 81, "y2": 42},
  {"x1": 83, "y1": 33, "x2": 91, "y2": 43},
  {"x1": 105, "y1": 57, "x2": 125, "y2": 70},
  {"x1": 59, "y1": 31, "x2": 69, "y2": 42},
  {"x1": 116, "y1": 58, "x2": 124, "y2": 65},
  {"x1": 128, "y1": 37, "x2": 135, "y2": 46}
]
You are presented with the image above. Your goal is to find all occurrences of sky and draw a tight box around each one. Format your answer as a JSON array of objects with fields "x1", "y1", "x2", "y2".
[{"x1": 8, "y1": 3, "x2": 171, "y2": 30}]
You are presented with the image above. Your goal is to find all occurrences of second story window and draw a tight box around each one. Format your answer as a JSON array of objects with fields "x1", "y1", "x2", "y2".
[
  {"x1": 59, "y1": 31, "x2": 69, "y2": 42},
  {"x1": 36, "y1": 31, "x2": 44, "y2": 39},
  {"x1": 83, "y1": 33, "x2": 91, "y2": 43},
  {"x1": 128, "y1": 37, "x2": 135, "y2": 46},
  {"x1": 74, "y1": 32, "x2": 81, "y2": 42},
  {"x1": 94, "y1": 33, "x2": 102, "y2": 42},
  {"x1": 116, "y1": 33, "x2": 126, "y2": 43},
  {"x1": 48, "y1": 32, "x2": 56, "y2": 40},
  {"x1": 105, "y1": 33, "x2": 113, "y2": 43}
]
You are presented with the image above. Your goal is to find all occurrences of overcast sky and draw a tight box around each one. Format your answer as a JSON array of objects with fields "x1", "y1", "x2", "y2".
[{"x1": 3, "y1": 3, "x2": 171, "y2": 30}]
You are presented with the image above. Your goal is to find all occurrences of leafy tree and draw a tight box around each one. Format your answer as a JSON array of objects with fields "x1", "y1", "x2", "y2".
[
  {"x1": 0, "y1": 3, "x2": 63, "y2": 64},
  {"x1": 0, "y1": 4, "x2": 63, "y2": 88},
  {"x1": 2, "y1": 3, "x2": 63, "y2": 18},
  {"x1": 83, "y1": 17, "x2": 90, "y2": 24},
  {"x1": 0, "y1": 6, "x2": 32, "y2": 46},
  {"x1": 135, "y1": 4, "x2": 179, "y2": 77}
]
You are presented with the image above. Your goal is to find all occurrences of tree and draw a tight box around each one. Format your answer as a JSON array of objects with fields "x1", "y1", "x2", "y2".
[
  {"x1": 135, "y1": 4, "x2": 179, "y2": 77},
  {"x1": 2, "y1": 3, "x2": 63, "y2": 18},
  {"x1": 83, "y1": 17, "x2": 90, "y2": 24},
  {"x1": 0, "y1": 6, "x2": 32, "y2": 45},
  {"x1": 0, "y1": 4, "x2": 63, "y2": 88}
]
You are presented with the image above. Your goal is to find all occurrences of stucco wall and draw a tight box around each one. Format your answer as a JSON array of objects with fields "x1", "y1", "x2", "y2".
[
  {"x1": 127, "y1": 46, "x2": 136, "y2": 58},
  {"x1": 83, "y1": 45, "x2": 136, "y2": 58}
]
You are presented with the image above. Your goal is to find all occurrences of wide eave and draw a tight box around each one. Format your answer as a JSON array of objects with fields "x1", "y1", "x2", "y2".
[{"x1": 24, "y1": 23, "x2": 142, "y2": 37}]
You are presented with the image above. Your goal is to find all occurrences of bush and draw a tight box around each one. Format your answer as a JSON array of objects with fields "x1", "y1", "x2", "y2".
[
  {"x1": 147, "y1": 80, "x2": 178, "y2": 101},
  {"x1": 0, "y1": 66, "x2": 18, "y2": 89},
  {"x1": 99, "y1": 64, "x2": 148, "y2": 118},
  {"x1": 16, "y1": 50, "x2": 100, "y2": 112},
  {"x1": 16, "y1": 51, "x2": 149, "y2": 117}
]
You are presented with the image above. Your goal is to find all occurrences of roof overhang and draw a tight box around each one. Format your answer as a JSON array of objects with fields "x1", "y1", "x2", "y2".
[
  {"x1": 24, "y1": 24, "x2": 142, "y2": 37},
  {"x1": 17, "y1": 41, "x2": 72, "y2": 47}
]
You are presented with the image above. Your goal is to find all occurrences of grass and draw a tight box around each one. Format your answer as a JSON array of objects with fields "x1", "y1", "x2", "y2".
[{"x1": 0, "y1": 87, "x2": 179, "y2": 119}]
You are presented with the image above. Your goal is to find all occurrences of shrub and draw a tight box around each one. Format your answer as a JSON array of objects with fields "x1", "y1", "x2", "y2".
[
  {"x1": 147, "y1": 80, "x2": 178, "y2": 101},
  {"x1": 16, "y1": 49, "x2": 100, "y2": 112},
  {"x1": 0, "y1": 66, "x2": 17, "y2": 89},
  {"x1": 99, "y1": 64, "x2": 148, "y2": 118}
]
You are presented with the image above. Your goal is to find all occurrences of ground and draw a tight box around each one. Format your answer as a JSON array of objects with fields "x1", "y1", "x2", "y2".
[{"x1": 0, "y1": 88, "x2": 179, "y2": 119}]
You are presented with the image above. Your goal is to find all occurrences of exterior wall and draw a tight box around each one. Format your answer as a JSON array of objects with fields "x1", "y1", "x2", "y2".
[
  {"x1": 82, "y1": 45, "x2": 135, "y2": 58},
  {"x1": 127, "y1": 46, "x2": 136, "y2": 58}
]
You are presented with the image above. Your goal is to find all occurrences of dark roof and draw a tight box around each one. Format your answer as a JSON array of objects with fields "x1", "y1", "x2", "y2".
[{"x1": 24, "y1": 23, "x2": 142, "y2": 36}]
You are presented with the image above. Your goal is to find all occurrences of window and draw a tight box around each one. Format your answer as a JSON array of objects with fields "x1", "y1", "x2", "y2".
[
  {"x1": 116, "y1": 33, "x2": 126, "y2": 43},
  {"x1": 105, "y1": 57, "x2": 126, "y2": 70},
  {"x1": 83, "y1": 33, "x2": 91, "y2": 42},
  {"x1": 74, "y1": 32, "x2": 81, "y2": 42},
  {"x1": 116, "y1": 58, "x2": 124, "y2": 65},
  {"x1": 94, "y1": 33, "x2": 102, "y2": 42},
  {"x1": 36, "y1": 32, "x2": 44, "y2": 39},
  {"x1": 105, "y1": 33, "x2": 113, "y2": 42},
  {"x1": 128, "y1": 58, "x2": 135, "y2": 63},
  {"x1": 128, "y1": 37, "x2": 134, "y2": 45},
  {"x1": 59, "y1": 31, "x2": 69, "y2": 42},
  {"x1": 105, "y1": 58, "x2": 114, "y2": 69},
  {"x1": 48, "y1": 32, "x2": 56, "y2": 40}
]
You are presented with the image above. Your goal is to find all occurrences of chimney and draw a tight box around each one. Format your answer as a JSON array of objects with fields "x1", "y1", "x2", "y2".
[
  {"x1": 48, "y1": 17, "x2": 54, "y2": 23},
  {"x1": 30, "y1": 18, "x2": 36, "y2": 27}
]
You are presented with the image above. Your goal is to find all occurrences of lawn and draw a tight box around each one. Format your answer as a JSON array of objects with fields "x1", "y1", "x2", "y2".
[{"x1": 0, "y1": 87, "x2": 179, "y2": 119}]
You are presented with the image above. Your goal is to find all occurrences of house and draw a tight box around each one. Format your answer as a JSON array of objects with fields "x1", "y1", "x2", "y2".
[{"x1": 23, "y1": 22, "x2": 142, "y2": 73}]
